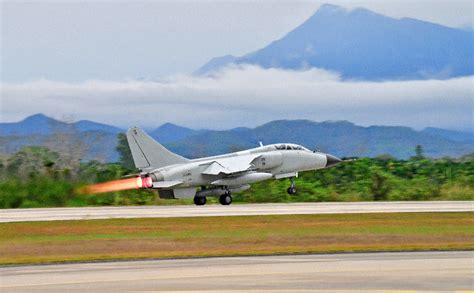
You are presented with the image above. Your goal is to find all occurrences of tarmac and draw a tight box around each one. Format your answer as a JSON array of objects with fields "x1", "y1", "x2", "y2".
[{"x1": 1, "y1": 251, "x2": 472, "y2": 292}]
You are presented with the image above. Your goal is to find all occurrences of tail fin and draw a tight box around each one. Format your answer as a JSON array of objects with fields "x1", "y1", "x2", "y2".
[{"x1": 126, "y1": 127, "x2": 189, "y2": 170}]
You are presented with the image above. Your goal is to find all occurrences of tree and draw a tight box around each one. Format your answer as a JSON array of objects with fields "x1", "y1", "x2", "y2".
[
  {"x1": 413, "y1": 145, "x2": 425, "y2": 160},
  {"x1": 369, "y1": 167, "x2": 391, "y2": 201},
  {"x1": 6, "y1": 146, "x2": 65, "y2": 178},
  {"x1": 43, "y1": 116, "x2": 88, "y2": 174},
  {"x1": 375, "y1": 154, "x2": 396, "y2": 161},
  {"x1": 116, "y1": 133, "x2": 135, "y2": 170}
]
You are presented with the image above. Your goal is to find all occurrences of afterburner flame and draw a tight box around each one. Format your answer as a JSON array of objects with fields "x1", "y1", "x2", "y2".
[{"x1": 82, "y1": 177, "x2": 143, "y2": 194}]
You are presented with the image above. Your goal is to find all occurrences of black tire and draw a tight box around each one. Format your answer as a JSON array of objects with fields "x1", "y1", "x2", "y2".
[
  {"x1": 287, "y1": 187, "x2": 297, "y2": 195},
  {"x1": 194, "y1": 196, "x2": 206, "y2": 205},
  {"x1": 219, "y1": 193, "x2": 232, "y2": 205}
]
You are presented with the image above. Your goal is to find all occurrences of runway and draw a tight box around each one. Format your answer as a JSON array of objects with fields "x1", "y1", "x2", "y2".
[
  {"x1": 0, "y1": 251, "x2": 471, "y2": 292},
  {"x1": 1, "y1": 201, "x2": 472, "y2": 223}
]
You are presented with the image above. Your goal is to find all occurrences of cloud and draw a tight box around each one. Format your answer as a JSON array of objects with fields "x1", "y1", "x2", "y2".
[{"x1": 1, "y1": 65, "x2": 472, "y2": 130}]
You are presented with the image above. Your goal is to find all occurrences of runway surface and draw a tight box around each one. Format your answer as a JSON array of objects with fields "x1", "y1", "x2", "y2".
[
  {"x1": 0, "y1": 251, "x2": 472, "y2": 292},
  {"x1": 1, "y1": 201, "x2": 472, "y2": 223}
]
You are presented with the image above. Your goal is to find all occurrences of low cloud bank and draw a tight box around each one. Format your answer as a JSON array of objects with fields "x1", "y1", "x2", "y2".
[{"x1": 1, "y1": 65, "x2": 472, "y2": 130}]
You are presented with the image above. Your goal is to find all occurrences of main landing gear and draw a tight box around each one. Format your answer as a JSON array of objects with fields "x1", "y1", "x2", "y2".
[
  {"x1": 193, "y1": 189, "x2": 232, "y2": 206},
  {"x1": 219, "y1": 190, "x2": 232, "y2": 205},
  {"x1": 287, "y1": 177, "x2": 297, "y2": 195},
  {"x1": 193, "y1": 196, "x2": 206, "y2": 206}
]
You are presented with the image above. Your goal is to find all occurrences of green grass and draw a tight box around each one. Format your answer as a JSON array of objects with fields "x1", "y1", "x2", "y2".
[{"x1": 0, "y1": 212, "x2": 473, "y2": 265}]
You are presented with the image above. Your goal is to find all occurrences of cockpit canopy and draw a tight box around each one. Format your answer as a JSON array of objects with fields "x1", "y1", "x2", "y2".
[
  {"x1": 274, "y1": 144, "x2": 310, "y2": 151},
  {"x1": 253, "y1": 143, "x2": 311, "y2": 154}
]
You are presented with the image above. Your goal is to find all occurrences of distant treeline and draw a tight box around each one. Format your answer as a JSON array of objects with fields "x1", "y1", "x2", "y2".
[
  {"x1": 236, "y1": 154, "x2": 473, "y2": 203},
  {"x1": 0, "y1": 141, "x2": 472, "y2": 208}
]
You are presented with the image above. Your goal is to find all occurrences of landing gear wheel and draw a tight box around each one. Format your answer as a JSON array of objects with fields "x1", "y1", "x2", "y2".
[
  {"x1": 287, "y1": 177, "x2": 297, "y2": 195},
  {"x1": 219, "y1": 193, "x2": 232, "y2": 205},
  {"x1": 194, "y1": 196, "x2": 206, "y2": 206},
  {"x1": 287, "y1": 187, "x2": 297, "y2": 195}
]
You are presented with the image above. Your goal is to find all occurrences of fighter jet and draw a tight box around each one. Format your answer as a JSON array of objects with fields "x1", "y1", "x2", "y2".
[{"x1": 126, "y1": 127, "x2": 342, "y2": 205}]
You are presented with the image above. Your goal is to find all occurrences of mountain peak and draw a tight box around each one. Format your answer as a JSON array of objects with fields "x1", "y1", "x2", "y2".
[
  {"x1": 300, "y1": 4, "x2": 391, "y2": 32},
  {"x1": 156, "y1": 122, "x2": 187, "y2": 131},
  {"x1": 196, "y1": 4, "x2": 473, "y2": 80},
  {"x1": 317, "y1": 3, "x2": 347, "y2": 13},
  {"x1": 351, "y1": 6, "x2": 381, "y2": 16},
  {"x1": 314, "y1": 4, "x2": 377, "y2": 17},
  {"x1": 1, "y1": 113, "x2": 123, "y2": 136},
  {"x1": 75, "y1": 119, "x2": 123, "y2": 134},
  {"x1": 151, "y1": 123, "x2": 200, "y2": 143},
  {"x1": 22, "y1": 113, "x2": 54, "y2": 123},
  {"x1": 1, "y1": 114, "x2": 61, "y2": 136},
  {"x1": 305, "y1": 4, "x2": 348, "y2": 23}
]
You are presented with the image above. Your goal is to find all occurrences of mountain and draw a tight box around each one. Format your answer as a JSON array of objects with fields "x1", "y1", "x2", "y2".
[
  {"x1": 0, "y1": 114, "x2": 62, "y2": 136},
  {"x1": 166, "y1": 120, "x2": 473, "y2": 159},
  {"x1": 1, "y1": 114, "x2": 473, "y2": 161},
  {"x1": 197, "y1": 4, "x2": 473, "y2": 80},
  {"x1": 421, "y1": 127, "x2": 473, "y2": 143},
  {"x1": 0, "y1": 115, "x2": 203, "y2": 162},
  {"x1": 0, "y1": 114, "x2": 123, "y2": 136},
  {"x1": 195, "y1": 55, "x2": 238, "y2": 75},
  {"x1": 74, "y1": 120, "x2": 123, "y2": 134},
  {"x1": 149, "y1": 123, "x2": 202, "y2": 143},
  {"x1": 0, "y1": 114, "x2": 124, "y2": 162}
]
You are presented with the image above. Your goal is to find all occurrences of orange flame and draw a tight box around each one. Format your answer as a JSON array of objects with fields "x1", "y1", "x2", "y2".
[{"x1": 81, "y1": 177, "x2": 142, "y2": 194}]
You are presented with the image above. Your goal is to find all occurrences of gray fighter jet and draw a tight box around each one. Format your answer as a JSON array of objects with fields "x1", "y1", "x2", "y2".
[{"x1": 127, "y1": 127, "x2": 342, "y2": 205}]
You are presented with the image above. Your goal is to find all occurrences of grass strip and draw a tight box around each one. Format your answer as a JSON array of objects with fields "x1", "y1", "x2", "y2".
[{"x1": 0, "y1": 212, "x2": 473, "y2": 265}]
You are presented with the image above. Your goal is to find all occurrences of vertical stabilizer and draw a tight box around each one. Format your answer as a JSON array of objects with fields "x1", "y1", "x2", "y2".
[{"x1": 126, "y1": 127, "x2": 189, "y2": 169}]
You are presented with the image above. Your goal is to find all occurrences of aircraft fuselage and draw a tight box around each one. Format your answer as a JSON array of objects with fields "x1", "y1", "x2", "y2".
[{"x1": 127, "y1": 127, "x2": 342, "y2": 205}]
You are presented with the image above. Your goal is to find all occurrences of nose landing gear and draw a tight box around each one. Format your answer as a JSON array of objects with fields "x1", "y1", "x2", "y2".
[{"x1": 287, "y1": 177, "x2": 297, "y2": 195}]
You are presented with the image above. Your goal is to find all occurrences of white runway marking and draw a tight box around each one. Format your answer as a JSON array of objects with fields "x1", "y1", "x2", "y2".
[{"x1": 1, "y1": 201, "x2": 472, "y2": 223}]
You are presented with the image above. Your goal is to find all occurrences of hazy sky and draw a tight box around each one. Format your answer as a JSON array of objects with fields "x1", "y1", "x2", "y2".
[{"x1": 1, "y1": 1, "x2": 473, "y2": 130}]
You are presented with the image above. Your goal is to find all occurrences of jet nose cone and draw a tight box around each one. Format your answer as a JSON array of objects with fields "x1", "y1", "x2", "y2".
[{"x1": 326, "y1": 154, "x2": 342, "y2": 167}]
